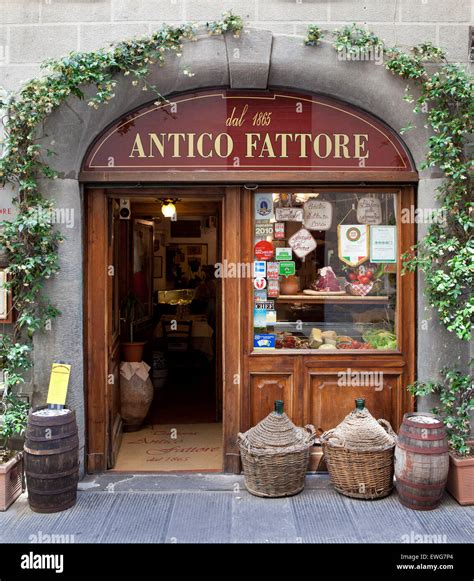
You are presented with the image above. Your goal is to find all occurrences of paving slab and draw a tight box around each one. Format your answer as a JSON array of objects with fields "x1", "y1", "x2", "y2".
[
  {"x1": 165, "y1": 492, "x2": 232, "y2": 543},
  {"x1": 291, "y1": 489, "x2": 361, "y2": 543},
  {"x1": 231, "y1": 492, "x2": 298, "y2": 543}
]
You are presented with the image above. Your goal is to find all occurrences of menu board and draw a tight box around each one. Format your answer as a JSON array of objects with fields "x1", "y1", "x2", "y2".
[
  {"x1": 303, "y1": 199, "x2": 333, "y2": 230},
  {"x1": 288, "y1": 228, "x2": 317, "y2": 259},
  {"x1": 357, "y1": 196, "x2": 382, "y2": 225},
  {"x1": 275, "y1": 207, "x2": 304, "y2": 222}
]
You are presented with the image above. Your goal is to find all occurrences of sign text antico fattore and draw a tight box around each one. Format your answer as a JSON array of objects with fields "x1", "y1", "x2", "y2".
[
  {"x1": 128, "y1": 105, "x2": 370, "y2": 160},
  {"x1": 82, "y1": 90, "x2": 413, "y2": 172}
]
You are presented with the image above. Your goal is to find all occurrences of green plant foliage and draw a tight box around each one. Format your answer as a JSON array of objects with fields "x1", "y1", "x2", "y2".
[
  {"x1": 408, "y1": 366, "x2": 474, "y2": 456},
  {"x1": 206, "y1": 11, "x2": 243, "y2": 37},
  {"x1": 332, "y1": 23, "x2": 383, "y2": 55},
  {"x1": 304, "y1": 25, "x2": 325, "y2": 47},
  {"x1": 0, "y1": 393, "x2": 29, "y2": 447}
]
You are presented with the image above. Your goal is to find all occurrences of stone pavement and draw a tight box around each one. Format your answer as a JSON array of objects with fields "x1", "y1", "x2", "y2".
[{"x1": 0, "y1": 474, "x2": 472, "y2": 544}]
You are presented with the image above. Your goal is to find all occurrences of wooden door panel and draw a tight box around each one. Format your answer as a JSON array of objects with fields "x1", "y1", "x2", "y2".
[
  {"x1": 308, "y1": 371, "x2": 401, "y2": 434},
  {"x1": 249, "y1": 372, "x2": 294, "y2": 427}
]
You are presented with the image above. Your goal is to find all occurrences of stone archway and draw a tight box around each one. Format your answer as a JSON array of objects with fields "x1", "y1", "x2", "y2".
[{"x1": 32, "y1": 27, "x2": 446, "y2": 473}]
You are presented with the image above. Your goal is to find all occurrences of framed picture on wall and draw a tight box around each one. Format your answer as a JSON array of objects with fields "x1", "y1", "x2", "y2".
[{"x1": 0, "y1": 269, "x2": 13, "y2": 324}]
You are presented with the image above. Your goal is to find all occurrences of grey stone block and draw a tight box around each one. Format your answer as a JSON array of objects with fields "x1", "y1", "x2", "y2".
[
  {"x1": 439, "y1": 25, "x2": 471, "y2": 62},
  {"x1": 1, "y1": 0, "x2": 40, "y2": 24},
  {"x1": 401, "y1": 0, "x2": 471, "y2": 22},
  {"x1": 184, "y1": 0, "x2": 256, "y2": 21},
  {"x1": 292, "y1": 489, "x2": 361, "y2": 542},
  {"x1": 9, "y1": 25, "x2": 79, "y2": 64},
  {"x1": 165, "y1": 492, "x2": 232, "y2": 542},
  {"x1": 329, "y1": 0, "x2": 398, "y2": 22},
  {"x1": 225, "y1": 28, "x2": 272, "y2": 88},
  {"x1": 42, "y1": 0, "x2": 112, "y2": 23},
  {"x1": 258, "y1": 0, "x2": 329, "y2": 21},
  {"x1": 79, "y1": 22, "x2": 150, "y2": 52},
  {"x1": 0, "y1": 64, "x2": 44, "y2": 92},
  {"x1": 0, "y1": 28, "x2": 9, "y2": 66},
  {"x1": 99, "y1": 493, "x2": 175, "y2": 542},
  {"x1": 393, "y1": 24, "x2": 437, "y2": 49},
  {"x1": 113, "y1": 0, "x2": 185, "y2": 21},
  {"x1": 231, "y1": 493, "x2": 298, "y2": 542}
]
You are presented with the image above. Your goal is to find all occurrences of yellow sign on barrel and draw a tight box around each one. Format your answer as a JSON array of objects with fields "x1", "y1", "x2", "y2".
[{"x1": 47, "y1": 363, "x2": 71, "y2": 406}]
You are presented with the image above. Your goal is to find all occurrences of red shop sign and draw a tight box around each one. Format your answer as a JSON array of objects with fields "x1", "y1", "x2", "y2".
[
  {"x1": 82, "y1": 89, "x2": 414, "y2": 173},
  {"x1": 254, "y1": 240, "x2": 274, "y2": 261}
]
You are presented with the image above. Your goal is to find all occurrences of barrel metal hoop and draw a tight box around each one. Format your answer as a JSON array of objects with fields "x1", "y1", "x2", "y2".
[
  {"x1": 403, "y1": 417, "x2": 444, "y2": 430},
  {"x1": 396, "y1": 475, "x2": 448, "y2": 490},
  {"x1": 398, "y1": 427, "x2": 447, "y2": 441},
  {"x1": 396, "y1": 486, "x2": 444, "y2": 504},
  {"x1": 24, "y1": 441, "x2": 79, "y2": 456},
  {"x1": 396, "y1": 442, "x2": 449, "y2": 455},
  {"x1": 29, "y1": 484, "x2": 78, "y2": 496},
  {"x1": 26, "y1": 431, "x2": 77, "y2": 442},
  {"x1": 26, "y1": 465, "x2": 79, "y2": 479}
]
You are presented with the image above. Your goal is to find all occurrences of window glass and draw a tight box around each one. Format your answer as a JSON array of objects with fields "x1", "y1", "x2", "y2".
[{"x1": 253, "y1": 192, "x2": 398, "y2": 352}]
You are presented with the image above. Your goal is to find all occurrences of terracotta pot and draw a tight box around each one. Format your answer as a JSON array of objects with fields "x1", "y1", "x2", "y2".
[
  {"x1": 120, "y1": 373, "x2": 153, "y2": 432},
  {"x1": 121, "y1": 342, "x2": 146, "y2": 363},
  {"x1": 0, "y1": 453, "x2": 23, "y2": 511},
  {"x1": 446, "y1": 452, "x2": 474, "y2": 506},
  {"x1": 279, "y1": 276, "x2": 300, "y2": 295}
]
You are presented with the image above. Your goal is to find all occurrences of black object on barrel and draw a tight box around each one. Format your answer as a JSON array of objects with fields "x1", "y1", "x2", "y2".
[{"x1": 24, "y1": 406, "x2": 79, "y2": 513}]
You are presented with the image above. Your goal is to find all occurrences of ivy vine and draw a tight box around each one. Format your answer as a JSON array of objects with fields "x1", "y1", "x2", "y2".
[{"x1": 0, "y1": 14, "x2": 242, "y2": 393}]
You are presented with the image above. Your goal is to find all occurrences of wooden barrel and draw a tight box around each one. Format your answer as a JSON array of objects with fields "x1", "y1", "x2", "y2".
[
  {"x1": 24, "y1": 407, "x2": 79, "y2": 513},
  {"x1": 395, "y1": 412, "x2": 449, "y2": 511}
]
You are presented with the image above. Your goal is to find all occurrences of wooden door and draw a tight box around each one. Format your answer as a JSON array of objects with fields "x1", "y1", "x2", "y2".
[{"x1": 106, "y1": 199, "x2": 123, "y2": 468}]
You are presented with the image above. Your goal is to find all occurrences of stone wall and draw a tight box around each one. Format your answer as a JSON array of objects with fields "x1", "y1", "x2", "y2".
[{"x1": 0, "y1": 0, "x2": 472, "y2": 91}]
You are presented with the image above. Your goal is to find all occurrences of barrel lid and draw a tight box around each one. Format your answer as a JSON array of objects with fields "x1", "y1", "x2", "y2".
[{"x1": 321, "y1": 400, "x2": 396, "y2": 451}]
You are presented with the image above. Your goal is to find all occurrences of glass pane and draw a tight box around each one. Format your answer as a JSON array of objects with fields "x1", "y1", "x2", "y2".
[{"x1": 252, "y1": 192, "x2": 398, "y2": 352}]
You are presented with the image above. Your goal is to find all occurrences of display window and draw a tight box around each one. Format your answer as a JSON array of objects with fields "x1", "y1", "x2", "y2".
[{"x1": 253, "y1": 191, "x2": 399, "y2": 352}]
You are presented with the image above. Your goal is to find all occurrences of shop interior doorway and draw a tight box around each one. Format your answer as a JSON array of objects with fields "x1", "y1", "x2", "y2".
[{"x1": 106, "y1": 192, "x2": 223, "y2": 472}]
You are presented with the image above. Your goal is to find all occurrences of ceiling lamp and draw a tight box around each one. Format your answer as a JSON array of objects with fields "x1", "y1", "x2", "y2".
[{"x1": 159, "y1": 198, "x2": 179, "y2": 219}]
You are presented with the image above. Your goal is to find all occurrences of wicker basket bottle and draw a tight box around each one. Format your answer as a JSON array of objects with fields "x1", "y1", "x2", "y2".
[
  {"x1": 321, "y1": 398, "x2": 396, "y2": 499},
  {"x1": 238, "y1": 400, "x2": 316, "y2": 498}
]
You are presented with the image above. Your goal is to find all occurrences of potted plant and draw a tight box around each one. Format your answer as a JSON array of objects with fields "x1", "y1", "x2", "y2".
[
  {"x1": 120, "y1": 292, "x2": 146, "y2": 362},
  {"x1": 408, "y1": 366, "x2": 473, "y2": 505},
  {"x1": 0, "y1": 393, "x2": 29, "y2": 511}
]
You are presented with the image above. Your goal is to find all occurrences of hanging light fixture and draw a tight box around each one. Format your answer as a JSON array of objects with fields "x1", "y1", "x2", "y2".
[{"x1": 159, "y1": 198, "x2": 179, "y2": 219}]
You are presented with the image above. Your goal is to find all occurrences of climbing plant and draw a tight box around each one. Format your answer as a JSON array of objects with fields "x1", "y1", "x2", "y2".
[
  {"x1": 305, "y1": 24, "x2": 473, "y2": 341},
  {"x1": 0, "y1": 13, "x2": 241, "y2": 391}
]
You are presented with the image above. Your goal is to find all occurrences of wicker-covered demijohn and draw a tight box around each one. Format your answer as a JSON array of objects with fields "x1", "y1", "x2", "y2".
[
  {"x1": 238, "y1": 400, "x2": 316, "y2": 498},
  {"x1": 320, "y1": 398, "x2": 396, "y2": 500}
]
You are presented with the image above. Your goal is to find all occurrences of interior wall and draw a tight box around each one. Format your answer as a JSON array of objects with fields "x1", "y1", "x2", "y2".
[{"x1": 154, "y1": 216, "x2": 218, "y2": 292}]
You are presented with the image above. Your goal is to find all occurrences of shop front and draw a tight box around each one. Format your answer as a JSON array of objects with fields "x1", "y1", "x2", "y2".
[{"x1": 80, "y1": 88, "x2": 416, "y2": 473}]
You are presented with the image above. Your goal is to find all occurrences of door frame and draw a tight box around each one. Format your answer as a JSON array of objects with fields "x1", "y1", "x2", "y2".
[{"x1": 84, "y1": 186, "x2": 241, "y2": 473}]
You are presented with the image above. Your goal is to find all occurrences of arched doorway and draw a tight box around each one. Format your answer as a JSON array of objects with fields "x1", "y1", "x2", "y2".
[{"x1": 81, "y1": 88, "x2": 417, "y2": 473}]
